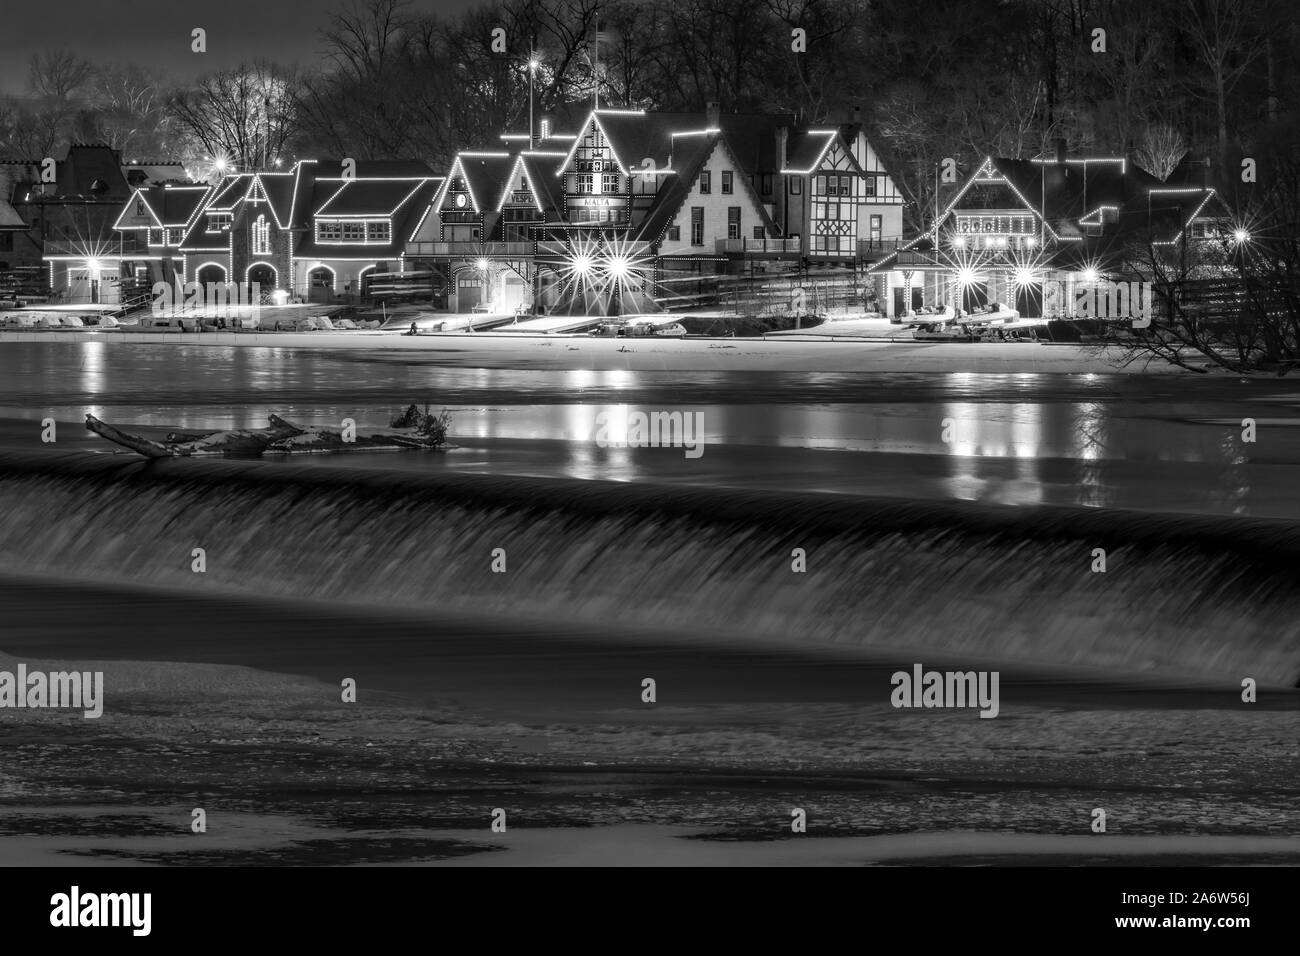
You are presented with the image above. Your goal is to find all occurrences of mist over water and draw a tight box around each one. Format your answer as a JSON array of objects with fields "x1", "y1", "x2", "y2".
[{"x1": 2, "y1": 454, "x2": 1297, "y2": 685}]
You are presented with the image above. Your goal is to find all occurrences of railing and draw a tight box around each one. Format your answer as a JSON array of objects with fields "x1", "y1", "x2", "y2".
[
  {"x1": 43, "y1": 237, "x2": 148, "y2": 257},
  {"x1": 715, "y1": 238, "x2": 802, "y2": 255},
  {"x1": 535, "y1": 240, "x2": 653, "y2": 258},
  {"x1": 406, "y1": 241, "x2": 536, "y2": 257}
]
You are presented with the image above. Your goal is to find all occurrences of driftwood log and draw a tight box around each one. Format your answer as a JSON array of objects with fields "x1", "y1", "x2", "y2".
[{"x1": 86, "y1": 408, "x2": 450, "y2": 458}]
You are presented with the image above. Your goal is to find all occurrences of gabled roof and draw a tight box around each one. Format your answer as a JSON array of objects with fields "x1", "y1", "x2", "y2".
[
  {"x1": 453, "y1": 153, "x2": 516, "y2": 214},
  {"x1": 632, "y1": 132, "x2": 718, "y2": 243},
  {"x1": 517, "y1": 152, "x2": 566, "y2": 214},
  {"x1": 255, "y1": 173, "x2": 297, "y2": 228},
  {"x1": 113, "y1": 184, "x2": 210, "y2": 230}
]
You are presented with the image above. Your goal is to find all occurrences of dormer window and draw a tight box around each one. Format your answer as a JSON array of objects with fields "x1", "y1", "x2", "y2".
[{"x1": 206, "y1": 213, "x2": 232, "y2": 233}]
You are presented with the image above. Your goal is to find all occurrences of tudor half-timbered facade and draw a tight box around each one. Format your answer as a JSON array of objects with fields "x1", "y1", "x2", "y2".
[{"x1": 406, "y1": 105, "x2": 905, "y2": 315}]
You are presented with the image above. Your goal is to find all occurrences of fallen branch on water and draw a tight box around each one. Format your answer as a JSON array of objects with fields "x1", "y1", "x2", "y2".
[{"x1": 85, "y1": 409, "x2": 452, "y2": 458}]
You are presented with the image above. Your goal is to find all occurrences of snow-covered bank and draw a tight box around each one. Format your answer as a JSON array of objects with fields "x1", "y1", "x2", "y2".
[{"x1": 0, "y1": 328, "x2": 1192, "y2": 373}]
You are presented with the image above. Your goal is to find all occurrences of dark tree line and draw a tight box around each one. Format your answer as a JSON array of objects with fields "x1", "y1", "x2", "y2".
[{"x1": 2, "y1": 0, "x2": 1297, "y2": 233}]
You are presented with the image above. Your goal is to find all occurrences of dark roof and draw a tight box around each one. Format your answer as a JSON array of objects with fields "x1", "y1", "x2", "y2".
[
  {"x1": 207, "y1": 174, "x2": 253, "y2": 209},
  {"x1": 719, "y1": 112, "x2": 797, "y2": 177},
  {"x1": 158, "y1": 186, "x2": 210, "y2": 226},
  {"x1": 294, "y1": 178, "x2": 441, "y2": 259},
  {"x1": 258, "y1": 173, "x2": 297, "y2": 227},
  {"x1": 519, "y1": 152, "x2": 566, "y2": 214},
  {"x1": 308, "y1": 159, "x2": 436, "y2": 180},
  {"x1": 455, "y1": 153, "x2": 515, "y2": 212},
  {"x1": 0, "y1": 198, "x2": 24, "y2": 229},
  {"x1": 316, "y1": 179, "x2": 431, "y2": 217},
  {"x1": 55, "y1": 144, "x2": 131, "y2": 199}
]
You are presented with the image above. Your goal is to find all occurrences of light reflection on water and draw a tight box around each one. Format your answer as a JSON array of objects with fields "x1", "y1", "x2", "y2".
[{"x1": 4, "y1": 341, "x2": 1298, "y2": 514}]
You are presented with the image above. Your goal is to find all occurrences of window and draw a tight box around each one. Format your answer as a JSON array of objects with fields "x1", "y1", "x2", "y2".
[
  {"x1": 790, "y1": 177, "x2": 801, "y2": 195},
  {"x1": 727, "y1": 207, "x2": 740, "y2": 240},
  {"x1": 318, "y1": 221, "x2": 343, "y2": 241},
  {"x1": 761, "y1": 174, "x2": 773, "y2": 195},
  {"x1": 165, "y1": 228, "x2": 182, "y2": 246},
  {"x1": 367, "y1": 221, "x2": 391, "y2": 242},
  {"x1": 721, "y1": 171, "x2": 733, "y2": 194},
  {"x1": 753, "y1": 226, "x2": 765, "y2": 240},
  {"x1": 341, "y1": 222, "x2": 365, "y2": 242},
  {"x1": 601, "y1": 173, "x2": 619, "y2": 194},
  {"x1": 576, "y1": 174, "x2": 593, "y2": 194},
  {"x1": 252, "y1": 215, "x2": 271, "y2": 254},
  {"x1": 699, "y1": 170, "x2": 711, "y2": 194},
  {"x1": 690, "y1": 207, "x2": 703, "y2": 246},
  {"x1": 668, "y1": 225, "x2": 680, "y2": 241},
  {"x1": 870, "y1": 214, "x2": 882, "y2": 243},
  {"x1": 147, "y1": 228, "x2": 162, "y2": 245},
  {"x1": 813, "y1": 175, "x2": 826, "y2": 196},
  {"x1": 135, "y1": 200, "x2": 146, "y2": 217},
  {"x1": 206, "y1": 213, "x2": 232, "y2": 233},
  {"x1": 863, "y1": 177, "x2": 876, "y2": 198}
]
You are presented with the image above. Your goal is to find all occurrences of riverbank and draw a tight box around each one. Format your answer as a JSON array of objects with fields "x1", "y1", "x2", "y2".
[{"x1": 0, "y1": 329, "x2": 1194, "y2": 373}]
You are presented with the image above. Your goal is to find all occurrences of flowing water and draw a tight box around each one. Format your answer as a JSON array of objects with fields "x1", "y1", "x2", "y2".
[{"x1": 2, "y1": 341, "x2": 1298, "y2": 864}]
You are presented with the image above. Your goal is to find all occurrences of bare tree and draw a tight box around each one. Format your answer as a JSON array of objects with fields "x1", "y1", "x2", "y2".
[
  {"x1": 1134, "y1": 123, "x2": 1189, "y2": 180},
  {"x1": 168, "y1": 62, "x2": 301, "y2": 172},
  {"x1": 27, "y1": 49, "x2": 95, "y2": 101},
  {"x1": 1180, "y1": 0, "x2": 1267, "y2": 153}
]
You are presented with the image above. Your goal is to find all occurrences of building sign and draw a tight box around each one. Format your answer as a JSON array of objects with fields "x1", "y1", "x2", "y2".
[
  {"x1": 568, "y1": 196, "x2": 622, "y2": 207},
  {"x1": 955, "y1": 214, "x2": 1034, "y2": 235}
]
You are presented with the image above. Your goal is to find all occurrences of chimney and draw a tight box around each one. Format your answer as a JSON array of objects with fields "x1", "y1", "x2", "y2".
[
  {"x1": 775, "y1": 125, "x2": 790, "y2": 236},
  {"x1": 1054, "y1": 137, "x2": 1067, "y2": 164},
  {"x1": 706, "y1": 101, "x2": 720, "y2": 128}
]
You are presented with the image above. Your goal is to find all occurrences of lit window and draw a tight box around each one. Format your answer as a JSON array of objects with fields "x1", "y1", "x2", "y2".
[{"x1": 251, "y1": 215, "x2": 271, "y2": 254}]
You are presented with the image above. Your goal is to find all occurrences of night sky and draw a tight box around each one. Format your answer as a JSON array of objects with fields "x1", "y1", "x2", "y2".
[{"x1": 0, "y1": 0, "x2": 482, "y2": 95}]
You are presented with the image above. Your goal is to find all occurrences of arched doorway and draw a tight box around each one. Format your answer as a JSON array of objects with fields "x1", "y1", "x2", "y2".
[
  {"x1": 246, "y1": 263, "x2": 277, "y2": 303},
  {"x1": 306, "y1": 265, "x2": 335, "y2": 303},
  {"x1": 196, "y1": 263, "x2": 227, "y2": 288}
]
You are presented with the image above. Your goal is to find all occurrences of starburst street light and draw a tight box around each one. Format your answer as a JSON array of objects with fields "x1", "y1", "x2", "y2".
[
  {"x1": 1233, "y1": 228, "x2": 1251, "y2": 244},
  {"x1": 475, "y1": 257, "x2": 491, "y2": 272}
]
